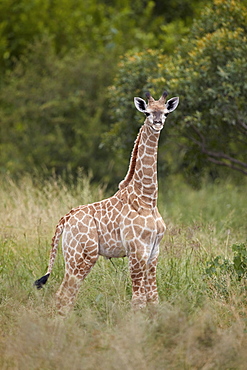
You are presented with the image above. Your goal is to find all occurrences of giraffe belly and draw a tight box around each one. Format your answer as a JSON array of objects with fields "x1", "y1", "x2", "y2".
[
  {"x1": 92, "y1": 195, "x2": 126, "y2": 258},
  {"x1": 97, "y1": 225, "x2": 126, "y2": 258},
  {"x1": 99, "y1": 243, "x2": 126, "y2": 259}
]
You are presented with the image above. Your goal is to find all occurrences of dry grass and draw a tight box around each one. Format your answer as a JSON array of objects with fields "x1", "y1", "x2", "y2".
[{"x1": 0, "y1": 174, "x2": 246, "y2": 369}]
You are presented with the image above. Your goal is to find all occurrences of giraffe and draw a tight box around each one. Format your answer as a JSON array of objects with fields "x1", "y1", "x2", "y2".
[{"x1": 34, "y1": 91, "x2": 179, "y2": 315}]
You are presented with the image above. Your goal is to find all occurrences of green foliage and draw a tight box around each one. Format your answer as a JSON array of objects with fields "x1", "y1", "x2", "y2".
[
  {"x1": 205, "y1": 243, "x2": 247, "y2": 298},
  {"x1": 166, "y1": 0, "x2": 247, "y2": 183},
  {"x1": 206, "y1": 255, "x2": 233, "y2": 278},
  {"x1": 2, "y1": 0, "x2": 247, "y2": 186},
  {"x1": 232, "y1": 243, "x2": 247, "y2": 280},
  {"x1": 0, "y1": 0, "x2": 189, "y2": 72},
  {"x1": 0, "y1": 38, "x2": 113, "y2": 182},
  {"x1": 0, "y1": 0, "x2": 207, "y2": 183},
  {"x1": 107, "y1": 0, "x2": 247, "y2": 185}
]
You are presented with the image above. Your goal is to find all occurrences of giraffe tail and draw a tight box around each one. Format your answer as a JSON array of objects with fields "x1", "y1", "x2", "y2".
[
  {"x1": 34, "y1": 217, "x2": 65, "y2": 290},
  {"x1": 34, "y1": 273, "x2": 50, "y2": 289}
]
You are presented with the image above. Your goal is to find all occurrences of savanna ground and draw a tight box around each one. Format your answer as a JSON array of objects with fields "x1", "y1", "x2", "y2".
[{"x1": 0, "y1": 174, "x2": 247, "y2": 369}]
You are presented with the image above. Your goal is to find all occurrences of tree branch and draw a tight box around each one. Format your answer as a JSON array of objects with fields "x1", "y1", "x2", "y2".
[
  {"x1": 202, "y1": 149, "x2": 247, "y2": 169},
  {"x1": 190, "y1": 124, "x2": 247, "y2": 175},
  {"x1": 207, "y1": 157, "x2": 247, "y2": 176},
  {"x1": 236, "y1": 120, "x2": 247, "y2": 137},
  {"x1": 239, "y1": 120, "x2": 247, "y2": 131}
]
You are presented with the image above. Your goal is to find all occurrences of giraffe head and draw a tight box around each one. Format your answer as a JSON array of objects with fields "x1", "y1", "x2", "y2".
[{"x1": 134, "y1": 91, "x2": 179, "y2": 132}]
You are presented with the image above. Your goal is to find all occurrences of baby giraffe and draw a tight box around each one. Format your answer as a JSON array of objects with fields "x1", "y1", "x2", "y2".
[{"x1": 35, "y1": 91, "x2": 179, "y2": 315}]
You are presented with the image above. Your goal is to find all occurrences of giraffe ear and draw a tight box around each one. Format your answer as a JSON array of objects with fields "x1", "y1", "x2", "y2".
[
  {"x1": 134, "y1": 97, "x2": 147, "y2": 113},
  {"x1": 166, "y1": 97, "x2": 179, "y2": 112}
]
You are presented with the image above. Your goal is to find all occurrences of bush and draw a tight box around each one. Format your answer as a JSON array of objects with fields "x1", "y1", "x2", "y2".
[
  {"x1": 0, "y1": 38, "x2": 112, "y2": 182},
  {"x1": 107, "y1": 0, "x2": 247, "y2": 185},
  {"x1": 205, "y1": 243, "x2": 247, "y2": 298}
]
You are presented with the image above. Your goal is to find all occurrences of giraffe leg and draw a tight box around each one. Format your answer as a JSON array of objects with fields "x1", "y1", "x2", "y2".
[
  {"x1": 128, "y1": 254, "x2": 148, "y2": 310},
  {"x1": 56, "y1": 256, "x2": 97, "y2": 316},
  {"x1": 145, "y1": 256, "x2": 159, "y2": 305},
  {"x1": 56, "y1": 217, "x2": 99, "y2": 316},
  {"x1": 56, "y1": 272, "x2": 82, "y2": 316}
]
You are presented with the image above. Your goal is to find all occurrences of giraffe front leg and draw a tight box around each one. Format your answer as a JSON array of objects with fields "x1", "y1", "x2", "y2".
[
  {"x1": 129, "y1": 254, "x2": 147, "y2": 310},
  {"x1": 145, "y1": 256, "x2": 159, "y2": 305}
]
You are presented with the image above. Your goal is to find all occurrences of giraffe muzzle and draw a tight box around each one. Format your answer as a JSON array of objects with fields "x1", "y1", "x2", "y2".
[{"x1": 153, "y1": 122, "x2": 163, "y2": 131}]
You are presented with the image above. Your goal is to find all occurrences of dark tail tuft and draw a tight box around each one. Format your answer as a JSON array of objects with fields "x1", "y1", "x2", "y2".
[{"x1": 34, "y1": 273, "x2": 50, "y2": 289}]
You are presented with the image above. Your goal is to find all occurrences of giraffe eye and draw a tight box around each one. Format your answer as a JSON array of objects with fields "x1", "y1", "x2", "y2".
[
  {"x1": 164, "y1": 113, "x2": 169, "y2": 117},
  {"x1": 145, "y1": 112, "x2": 151, "y2": 117}
]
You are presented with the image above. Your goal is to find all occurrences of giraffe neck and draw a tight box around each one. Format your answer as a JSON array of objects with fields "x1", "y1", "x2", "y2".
[{"x1": 121, "y1": 123, "x2": 160, "y2": 209}]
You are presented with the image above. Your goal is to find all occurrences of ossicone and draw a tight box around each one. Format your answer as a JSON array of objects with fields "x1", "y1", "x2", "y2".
[
  {"x1": 159, "y1": 90, "x2": 168, "y2": 103},
  {"x1": 162, "y1": 90, "x2": 168, "y2": 98},
  {"x1": 145, "y1": 91, "x2": 155, "y2": 102}
]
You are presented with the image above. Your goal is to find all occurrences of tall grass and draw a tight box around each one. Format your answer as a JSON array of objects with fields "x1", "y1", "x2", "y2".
[{"x1": 0, "y1": 174, "x2": 246, "y2": 369}]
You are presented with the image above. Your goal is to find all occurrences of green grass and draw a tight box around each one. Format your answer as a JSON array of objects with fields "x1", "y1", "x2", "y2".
[{"x1": 0, "y1": 174, "x2": 247, "y2": 369}]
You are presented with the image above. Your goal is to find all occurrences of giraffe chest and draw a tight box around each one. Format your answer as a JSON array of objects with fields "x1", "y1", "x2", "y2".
[{"x1": 119, "y1": 205, "x2": 165, "y2": 250}]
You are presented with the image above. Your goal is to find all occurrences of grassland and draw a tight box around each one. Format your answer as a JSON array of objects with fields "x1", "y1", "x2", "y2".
[{"x1": 0, "y1": 174, "x2": 247, "y2": 369}]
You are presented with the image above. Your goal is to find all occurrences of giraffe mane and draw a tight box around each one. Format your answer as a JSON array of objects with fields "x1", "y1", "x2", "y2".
[{"x1": 118, "y1": 126, "x2": 143, "y2": 190}]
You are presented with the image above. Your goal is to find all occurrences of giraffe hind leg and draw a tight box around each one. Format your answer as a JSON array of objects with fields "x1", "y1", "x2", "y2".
[
  {"x1": 56, "y1": 273, "x2": 82, "y2": 316},
  {"x1": 56, "y1": 256, "x2": 97, "y2": 316},
  {"x1": 56, "y1": 222, "x2": 99, "y2": 315}
]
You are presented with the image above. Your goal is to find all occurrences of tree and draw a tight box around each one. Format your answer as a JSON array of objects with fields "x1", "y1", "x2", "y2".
[
  {"x1": 107, "y1": 0, "x2": 247, "y2": 185},
  {"x1": 163, "y1": 0, "x2": 247, "y2": 181},
  {"x1": 0, "y1": 39, "x2": 111, "y2": 182},
  {"x1": 0, "y1": 0, "x2": 182, "y2": 73},
  {"x1": 0, "y1": 0, "x2": 209, "y2": 185}
]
